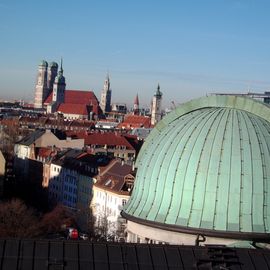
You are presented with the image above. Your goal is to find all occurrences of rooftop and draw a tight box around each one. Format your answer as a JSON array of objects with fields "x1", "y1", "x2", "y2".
[
  {"x1": 57, "y1": 103, "x2": 89, "y2": 116},
  {"x1": 16, "y1": 129, "x2": 45, "y2": 146},
  {"x1": 124, "y1": 95, "x2": 270, "y2": 240},
  {"x1": 44, "y1": 90, "x2": 98, "y2": 105},
  {"x1": 0, "y1": 238, "x2": 269, "y2": 270},
  {"x1": 117, "y1": 115, "x2": 151, "y2": 129},
  {"x1": 95, "y1": 159, "x2": 134, "y2": 194},
  {"x1": 74, "y1": 131, "x2": 138, "y2": 150}
]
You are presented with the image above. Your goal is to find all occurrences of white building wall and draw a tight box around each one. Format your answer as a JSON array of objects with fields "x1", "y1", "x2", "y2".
[
  {"x1": 92, "y1": 186, "x2": 129, "y2": 236},
  {"x1": 61, "y1": 113, "x2": 85, "y2": 120},
  {"x1": 126, "y1": 221, "x2": 241, "y2": 246},
  {"x1": 48, "y1": 163, "x2": 63, "y2": 203},
  {"x1": 13, "y1": 144, "x2": 31, "y2": 177},
  {"x1": 14, "y1": 144, "x2": 30, "y2": 160},
  {"x1": 34, "y1": 130, "x2": 84, "y2": 149}
]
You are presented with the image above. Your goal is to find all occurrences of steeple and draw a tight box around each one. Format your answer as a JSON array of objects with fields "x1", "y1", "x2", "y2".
[
  {"x1": 52, "y1": 58, "x2": 66, "y2": 104},
  {"x1": 59, "y1": 58, "x2": 63, "y2": 76},
  {"x1": 133, "y1": 94, "x2": 139, "y2": 115},
  {"x1": 100, "y1": 73, "x2": 112, "y2": 113},
  {"x1": 155, "y1": 83, "x2": 162, "y2": 97},
  {"x1": 47, "y1": 61, "x2": 58, "y2": 94},
  {"x1": 151, "y1": 84, "x2": 163, "y2": 126},
  {"x1": 104, "y1": 72, "x2": 110, "y2": 91}
]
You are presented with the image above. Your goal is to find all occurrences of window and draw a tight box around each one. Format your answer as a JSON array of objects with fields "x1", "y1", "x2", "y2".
[{"x1": 122, "y1": 199, "x2": 127, "y2": 206}]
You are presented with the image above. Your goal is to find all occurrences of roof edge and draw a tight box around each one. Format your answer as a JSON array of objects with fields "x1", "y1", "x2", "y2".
[
  {"x1": 136, "y1": 95, "x2": 270, "y2": 166},
  {"x1": 121, "y1": 211, "x2": 270, "y2": 243}
]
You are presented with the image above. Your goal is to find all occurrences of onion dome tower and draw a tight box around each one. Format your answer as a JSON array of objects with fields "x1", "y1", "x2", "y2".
[
  {"x1": 52, "y1": 58, "x2": 66, "y2": 104},
  {"x1": 47, "y1": 61, "x2": 58, "y2": 94},
  {"x1": 34, "y1": 60, "x2": 48, "y2": 108},
  {"x1": 123, "y1": 95, "x2": 270, "y2": 245}
]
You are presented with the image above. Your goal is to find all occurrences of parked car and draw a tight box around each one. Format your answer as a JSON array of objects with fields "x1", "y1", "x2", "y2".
[
  {"x1": 79, "y1": 233, "x2": 89, "y2": 240},
  {"x1": 67, "y1": 228, "x2": 79, "y2": 240}
]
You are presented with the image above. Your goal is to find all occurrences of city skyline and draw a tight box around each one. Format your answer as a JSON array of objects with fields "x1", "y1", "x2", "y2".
[{"x1": 0, "y1": 0, "x2": 270, "y2": 107}]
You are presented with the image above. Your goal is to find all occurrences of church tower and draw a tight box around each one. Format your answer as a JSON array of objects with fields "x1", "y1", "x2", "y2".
[
  {"x1": 47, "y1": 61, "x2": 58, "y2": 95},
  {"x1": 133, "y1": 94, "x2": 139, "y2": 115},
  {"x1": 52, "y1": 59, "x2": 66, "y2": 104},
  {"x1": 34, "y1": 60, "x2": 48, "y2": 108},
  {"x1": 151, "y1": 84, "x2": 163, "y2": 126},
  {"x1": 100, "y1": 74, "x2": 112, "y2": 113},
  {"x1": 47, "y1": 59, "x2": 66, "y2": 114}
]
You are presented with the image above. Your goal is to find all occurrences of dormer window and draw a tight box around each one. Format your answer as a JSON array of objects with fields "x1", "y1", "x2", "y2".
[{"x1": 105, "y1": 179, "x2": 111, "y2": 186}]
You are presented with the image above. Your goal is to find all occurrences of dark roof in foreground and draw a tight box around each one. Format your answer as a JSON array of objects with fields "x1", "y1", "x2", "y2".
[
  {"x1": 1, "y1": 238, "x2": 270, "y2": 270},
  {"x1": 17, "y1": 129, "x2": 45, "y2": 146}
]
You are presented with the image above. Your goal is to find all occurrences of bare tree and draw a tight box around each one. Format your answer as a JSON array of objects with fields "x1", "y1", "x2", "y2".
[
  {"x1": 0, "y1": 200, "x2": 78, "y2": 238},
  {"x1": 39, "y1": 204, "x2": 76, "y2": 234},
  {"x1": 0, "y1": 198, "x2": 41, "y2": 238}
]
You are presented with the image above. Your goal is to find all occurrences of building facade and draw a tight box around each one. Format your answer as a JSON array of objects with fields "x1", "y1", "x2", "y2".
[
  {"x1": 0, "y1": 150, "x2": 5, "y2": 197},
  {"x1": 91, "y1": 159, "x2": 134, "y2": 240},
  {"x1": 14, "y1": 129, "x2": 84, "y2": 179}
]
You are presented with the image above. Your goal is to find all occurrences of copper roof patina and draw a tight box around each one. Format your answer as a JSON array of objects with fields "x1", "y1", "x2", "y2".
[{"x1": 123, "y1": 95, "x2": 270, "y2": 241}]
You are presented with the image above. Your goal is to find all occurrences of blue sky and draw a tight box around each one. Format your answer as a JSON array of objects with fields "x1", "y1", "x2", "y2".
[{"x1": 0, "y1": 0, "x2": 270, "y2": 108}]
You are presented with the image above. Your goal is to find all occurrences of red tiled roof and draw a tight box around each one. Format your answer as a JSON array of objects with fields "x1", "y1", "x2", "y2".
[
  {"x1": 57, "y1": 103, "x2": 89, "y2": 116},
  {"x1": 44, "y1": 90, "x2": 98, "y2": 105},
  {"x1": 36, "y1": 147, "x2": 58, "y2": 159},
  {"x1": 71, "y1": 131, "x2": 135, "y2": 150},
  {"x1": 23, "y1": 103, "x2": 34, "y2": 108},
  {"x1": 0, "y1": 118, "x2": 19, "y2": 126},
  {"x1": 95, "y1": 159, "x2": 134, "y2": 194},
  {"x1": 117, "y1": 115, "x2": 151, "y2": 129},
  {"x1": 70, "y1": 120, "x2": 95, "y2": 128},
  {"x1": 44, "y1": 90, "x2": 102, "y2": 115}
]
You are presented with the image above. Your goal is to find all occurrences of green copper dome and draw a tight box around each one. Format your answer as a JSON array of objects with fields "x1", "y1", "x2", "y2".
[
  {"x1": 39, "y1": 60, "x2": 48, "y2": 67},
  {"x1": 123, "y1": 95, "x2": 270, "y2": 240}
]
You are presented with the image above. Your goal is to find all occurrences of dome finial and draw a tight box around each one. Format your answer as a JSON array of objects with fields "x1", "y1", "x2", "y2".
[
  {"x1": 60, "y1": 57, "x2": 63, "y2": 73},
  {"x1": 155, "y1": 83, "x2": 162, "y2": 97}
]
